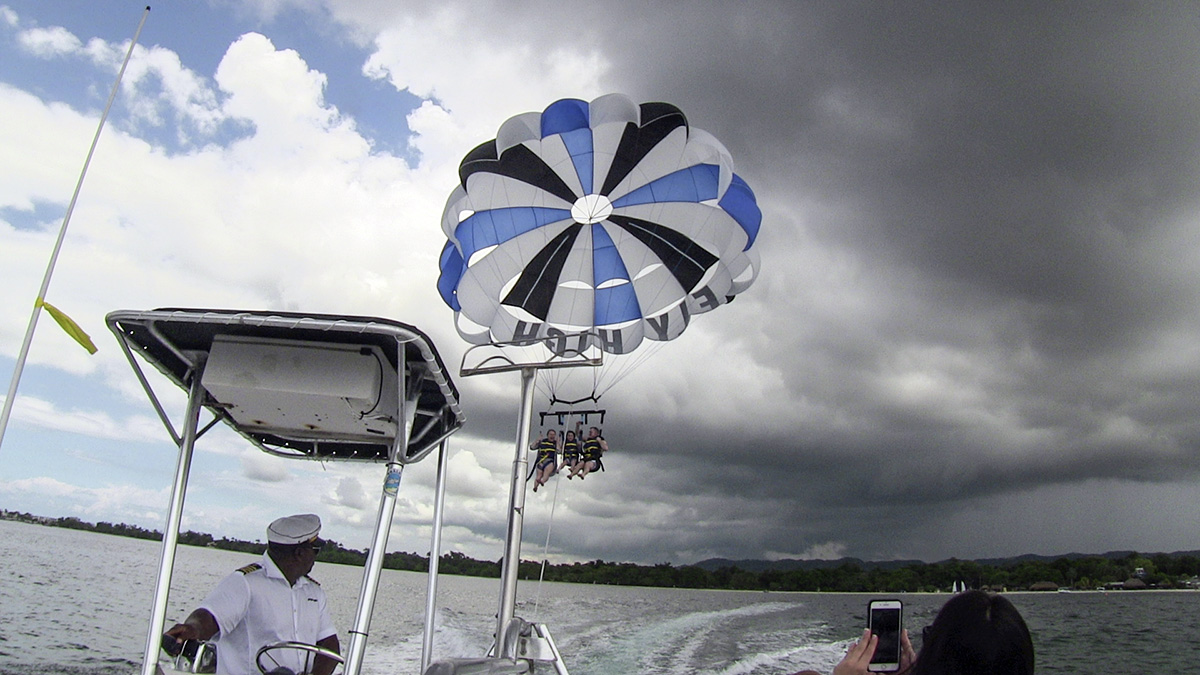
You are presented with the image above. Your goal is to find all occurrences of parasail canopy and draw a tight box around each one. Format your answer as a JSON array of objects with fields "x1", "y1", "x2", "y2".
[{"x1": 437, "y1": 93, "x2": 762, "y2": 357}]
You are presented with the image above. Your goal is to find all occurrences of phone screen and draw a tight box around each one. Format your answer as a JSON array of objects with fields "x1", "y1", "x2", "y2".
[{"x1": 868, "y1": 601, "x2": 902, "y2": 672}]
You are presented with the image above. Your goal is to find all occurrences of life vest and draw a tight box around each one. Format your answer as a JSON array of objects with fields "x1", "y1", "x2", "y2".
[
  {"x1": 582, "y1": 437, "x2": 603, "y2": 461},
  {"x1": 562, "y1": 439, "x2": 581, "y2": 461},
  {"x1": 533, "y1": 437, "x2": 557, "y2": 464}
]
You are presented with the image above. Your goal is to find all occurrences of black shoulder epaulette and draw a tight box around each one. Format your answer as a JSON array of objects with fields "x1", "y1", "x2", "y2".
[
  {"x1": 304, "y1": 574, "x2": 320, "y2": 586},
  {"x1": 237, "y1": 563, "x2": 262, "y2": 575}
]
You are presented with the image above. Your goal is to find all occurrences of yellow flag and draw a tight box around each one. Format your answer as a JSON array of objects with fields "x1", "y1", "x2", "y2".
[{"x1": 36, "y1": 299, "x2": 98, "y2": 355}]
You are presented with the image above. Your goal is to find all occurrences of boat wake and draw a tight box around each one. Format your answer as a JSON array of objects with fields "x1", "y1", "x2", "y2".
[{"x1": 560, "y1": 600, "x2": 851, "y2": 675}]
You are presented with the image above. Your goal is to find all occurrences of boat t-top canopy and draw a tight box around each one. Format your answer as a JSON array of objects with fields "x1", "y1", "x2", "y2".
[
  {"x1": 107, "y1": 308, "x2": 464, "y2": 463},
  {"x1": 114, "y1": 308, "x2": 468, "y2": 675}
]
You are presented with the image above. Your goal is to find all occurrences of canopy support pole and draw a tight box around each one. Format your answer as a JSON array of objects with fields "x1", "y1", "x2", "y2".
[
  {"x1": 495, "y1": 366, "x2": 537, "y2": 654},
  {"x1": 421, "y1": 438, "x2": 450, "y2": 673},
  {"x1": 344, "y1": 341, "x2": 409, "y2": 675},
  {"x1": 140, "y1": 358, "x2": 206, "y2": 675}
]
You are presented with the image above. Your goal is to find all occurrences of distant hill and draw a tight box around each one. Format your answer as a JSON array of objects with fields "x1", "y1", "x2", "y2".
[
  {"x1": 694, "y1": 557, "x2": 922, "y2": 572},
  {"x1": 971, "y1": 550, "x2": 1200, "y2": 566},
  {"x1": 695, "y1": 549, "x2": 1200, "y2": 572}
]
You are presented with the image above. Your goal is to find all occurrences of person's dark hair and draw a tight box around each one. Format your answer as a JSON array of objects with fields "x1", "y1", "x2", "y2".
[{"x1": 912, "y1": 591, "x2": 1034, "y2": 675}]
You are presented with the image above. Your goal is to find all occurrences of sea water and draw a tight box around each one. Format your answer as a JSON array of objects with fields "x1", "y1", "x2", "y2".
[{"x1": 0, "y1": 520, "x2": 1193, "y2": 674}]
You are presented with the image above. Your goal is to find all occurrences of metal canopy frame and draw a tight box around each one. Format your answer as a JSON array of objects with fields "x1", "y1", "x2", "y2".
[
  {"x1": 109, "y1": 308, "x2": 465, "y2": 675},
  {"x1": 108, "y1": 308, "x2": 463, "y2": 463}
]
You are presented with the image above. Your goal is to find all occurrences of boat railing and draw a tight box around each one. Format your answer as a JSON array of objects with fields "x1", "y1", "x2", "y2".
[{"x1": 156, "y1": 639, "x2": 215, "y2": 674}]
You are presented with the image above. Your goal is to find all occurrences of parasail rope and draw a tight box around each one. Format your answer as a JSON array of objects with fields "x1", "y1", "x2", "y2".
[
  {"x1": 531, "y1": 440, "x2": 565, "y2": 624},
  {"x1": 528, "y1": 391, "x2": 593, "y2": 622},
  {"x1": 534, "y1": 339, "x2": 668, "y2": 412},
  {"x1": 591, "y1": 340, "x2": 668, "y2": 399}
]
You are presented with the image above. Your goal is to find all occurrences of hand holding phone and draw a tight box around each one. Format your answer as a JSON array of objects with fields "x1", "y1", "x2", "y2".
[{"x1": 867, "y1": 599, "x2": 903, "y2": 672}]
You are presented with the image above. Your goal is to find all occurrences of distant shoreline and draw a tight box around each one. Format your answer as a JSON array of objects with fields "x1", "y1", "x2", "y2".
[{"x1": 4, "y1": 511, "x2": 1198, "y2": 594}]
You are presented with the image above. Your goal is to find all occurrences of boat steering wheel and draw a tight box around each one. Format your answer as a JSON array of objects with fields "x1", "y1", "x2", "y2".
[{"x1": 255, "y1": 641, "x2": 344, "y2": 675}]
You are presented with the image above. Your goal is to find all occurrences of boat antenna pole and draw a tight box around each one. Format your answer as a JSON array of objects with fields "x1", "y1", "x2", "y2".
[{"x1": 0, "y1": 6, "x2": 150, "y2": 453}]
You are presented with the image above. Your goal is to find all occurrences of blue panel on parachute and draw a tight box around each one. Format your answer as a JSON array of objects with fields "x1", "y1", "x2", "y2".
[
  {"x1": 591, "y1": 224, "x2": 640, "y2": 324},
  {"x1": 455, "y1": 206, "x2": 572, "y2": 261},
  {"x1": 595, "y1": 281, "x2": 641, "y2": 325},
  {"x1": 540, "y1": 99, "x2": 591, "y2": 137},
  {"x1": 719, "y1": 174, "x2": 762, "y2": 249},
  {"x1": 591, "y1": 224, "x2": 626, "y2": 285},
  {"x1": 437, "y1": 241, "x2": 464, "y2": 311},
  {"x1": 561, "y1": 128, "x2": 595, "y2": 195},
  {"x1": 611, "y1": 164, "x2": 719, "y2": 208}
]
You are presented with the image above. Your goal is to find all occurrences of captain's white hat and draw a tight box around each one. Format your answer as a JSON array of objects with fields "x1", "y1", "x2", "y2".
[{"x1": 267, "y1": 513, "x2": 322, "y2": 544}]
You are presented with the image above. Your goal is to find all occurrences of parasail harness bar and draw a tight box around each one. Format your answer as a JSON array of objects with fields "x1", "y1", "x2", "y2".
[
  {"x1": 460, "y1": 332, "x2": 602, "y2": 377},
  {"x1": 538, "y1": 409, "x2": 605, "y2": 427}
]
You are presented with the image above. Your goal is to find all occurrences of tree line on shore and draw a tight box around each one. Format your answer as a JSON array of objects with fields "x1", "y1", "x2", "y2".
[{"x1": 6, "y1": 510, "x2": 1198, "y2": 592}]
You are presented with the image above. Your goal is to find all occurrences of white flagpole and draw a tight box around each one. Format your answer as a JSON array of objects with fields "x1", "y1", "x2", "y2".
[{"x1": 0, "y1": 6, "x2": 151, "y2": 452}]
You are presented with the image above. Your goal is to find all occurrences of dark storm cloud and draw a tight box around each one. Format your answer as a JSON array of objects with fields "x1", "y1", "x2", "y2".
[{"x1": 402, "y1": 2, "x2": 1200, "y2": 563}]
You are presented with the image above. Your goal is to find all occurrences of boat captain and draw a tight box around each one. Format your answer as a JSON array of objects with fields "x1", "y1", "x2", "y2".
[{"x1": 164, "y1": 513, "x2": 341, "y2": 675}]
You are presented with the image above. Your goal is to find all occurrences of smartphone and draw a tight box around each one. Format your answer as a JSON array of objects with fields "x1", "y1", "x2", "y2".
[{"x1": 867, "y1": 599, "x2": 903, "y2": 672}]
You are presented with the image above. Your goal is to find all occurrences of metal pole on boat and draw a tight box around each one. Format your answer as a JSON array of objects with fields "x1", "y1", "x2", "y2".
[
  {"x1": 495, "y1": 366, "x2": 537, "y2": 653},
  {"x1": 140, "y1": 360, "x2": 205, "y2": 675},
  {"x1": 0, "y1": 6, "x2": 150, "y2": 453},
  {"x1": 343, "y1": 342, "x2": 409, "y2": 675},
  {"x1": 421, "y1": 438, "x2": 451, "y2": 673}
]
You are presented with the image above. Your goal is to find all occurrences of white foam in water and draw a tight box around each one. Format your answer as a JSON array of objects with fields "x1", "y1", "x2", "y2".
[
  {"x1": 576, "y1": 601, "x2": 806, "y2": 675},
  {"x1": 433, "y1": 608, "x2": 494, "y2": 661},
  {"x1": 713, "y1": 639, "x2": 852, "y2": 675},
  {"x1": 359, "y1": 633, "x2": 422, "y2": 675},
  {"x1": 358, "y1": 606, "x2": 493, "y2": 675},
  {"x1": 700, "y1": 613, "x2": 852, "y2": 675}
]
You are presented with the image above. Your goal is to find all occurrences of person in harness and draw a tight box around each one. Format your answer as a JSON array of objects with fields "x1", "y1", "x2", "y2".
[
  {"x1": 568, "y1": 421, "x2": 608, "y2": 480},
  {"x1": 529, "y1": 428, "x2": 561, "y2": 492},
  {"x1": 559, "y1": 428, "x2": 582, "y2": 478}
]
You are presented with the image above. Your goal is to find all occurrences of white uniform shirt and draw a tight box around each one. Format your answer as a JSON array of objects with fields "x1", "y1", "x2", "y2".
[{"x1": 199, "y1": 551, "x2": 336, "y2": 675}]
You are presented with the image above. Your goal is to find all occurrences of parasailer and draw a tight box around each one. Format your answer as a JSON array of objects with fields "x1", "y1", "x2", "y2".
[
  {"x1": 528, "y1": 428, "x2": 560, "y2": 492},
  {"x1": 559, "y1": 428, "x2": 582, "y2": 477},
  {"x1": 567, "y1": 421, "x2": 608, "y2": 480}
]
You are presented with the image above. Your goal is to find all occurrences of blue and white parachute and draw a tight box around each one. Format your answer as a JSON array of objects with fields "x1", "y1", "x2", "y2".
[{"x1": 437, "y1": 93, "x2": 761, "y2": 356}]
